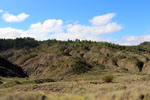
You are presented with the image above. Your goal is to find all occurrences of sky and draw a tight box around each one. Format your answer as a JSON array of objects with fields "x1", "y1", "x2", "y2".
[{"x1": 0, "y1": 0, "x2": 150, "y2": 45}]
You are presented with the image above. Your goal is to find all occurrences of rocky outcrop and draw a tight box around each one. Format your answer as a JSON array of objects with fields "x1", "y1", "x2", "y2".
[
  {"x1": 142, "y1": 61, "x2": 150, "y2": 74},
  {"x1": 117, "y1": 57, "x2": 143, "y2": 72}
]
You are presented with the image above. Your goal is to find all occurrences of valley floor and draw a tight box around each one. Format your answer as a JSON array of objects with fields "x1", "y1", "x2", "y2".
[{"x1": 0, "y1": 72, "x2": 150, "y2": 100}]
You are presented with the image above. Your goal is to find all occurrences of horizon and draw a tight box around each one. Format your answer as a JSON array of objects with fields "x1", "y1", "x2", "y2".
[
  {"x1": 1, "y1": 37, "x2": 149, "y2": 46},
  {"x1": 0, "y1": 0, "x2": 150, "y2": 45}
]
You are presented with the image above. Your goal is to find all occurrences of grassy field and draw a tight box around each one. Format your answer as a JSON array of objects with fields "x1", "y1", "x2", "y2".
[{"x1": 1, "y1": 72, "x2": 150, "y2": 100}]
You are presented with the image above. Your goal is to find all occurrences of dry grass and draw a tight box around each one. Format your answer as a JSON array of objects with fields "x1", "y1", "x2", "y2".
[
  {"x1": 2, "y1": 86, "x2": 150, "y2": 100},
  {"x1": 0, "y1": 72, "x2": 150, "y2": 100}
]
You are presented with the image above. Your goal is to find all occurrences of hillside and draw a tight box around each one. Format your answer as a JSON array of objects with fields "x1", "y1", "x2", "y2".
[
  {"x1": 0, "y1": 38, "x2": 150, "y2": 80},
  {"x1": 0, "y1": 56, "x2": 27, "y2": 77},
  {"x1": 1, "y1": 38, "x2": 150, "y2": 100}
]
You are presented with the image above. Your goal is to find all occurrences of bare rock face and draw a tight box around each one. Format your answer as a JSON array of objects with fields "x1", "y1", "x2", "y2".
[
  {"x1": 0, "y1": 57, "x2": 27, "y2": 77},
  {"x1": 104, "y1": 59, "x2": 118, "y2": 69},
  {"x1": 142, "y1": 61, "x2": 150, "y2": 74},
  {"x1": 117, "y1": 57, "x2": 143, "y2": 73},
  {"x1": 21, "y1": 54, "x2": 58, "y2": 76}
]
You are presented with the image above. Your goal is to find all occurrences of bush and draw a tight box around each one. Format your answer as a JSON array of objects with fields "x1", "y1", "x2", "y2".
[
  {"x1": 102, "y1": 74, "x2": 114, "y2": 83},
  {"x1": 34, "y1": 78, "x2": 55, "y2": 84},
  {"x1": 70, "y1": 57, "x2": 92, "y2": 74},
  {"x1": 0, "y1": 80, "x2": 3, "y2": 84}
]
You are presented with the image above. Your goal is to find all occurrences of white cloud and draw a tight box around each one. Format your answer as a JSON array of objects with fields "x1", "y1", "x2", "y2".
[
  {"x1": 90, "y1": 22, "x2": 122, "y2": 34},
  {"x1": 0, "y1": 27, "x2": 25, "y2": 39},
  {"x1": 89, "y1": 13, "x2": 115, "y2": 25},
  {"x1": 0, "y1": 9, "x2": 3, "y2": 13},
  {"x1": 25, "y1": 19, "x2": 63, "y2": 40},
  {"x1": 52, "y1": 22, "x2": 122, "y2": 41},
  {"x1": 2, "y1": 12, "x2": 29, "y2": 22},
  {"x1": 52, "y1": 13, "x2": 122, "y2": 41},
  {"x1": 52, "y1": 24, "x2": 100, "y2": 41},
  {"x1": 120, "y1": 35, "x2": 150, "y2": 45},
  {"x1": 0, "y1": 13, "x2": 122, "y2": 42}
]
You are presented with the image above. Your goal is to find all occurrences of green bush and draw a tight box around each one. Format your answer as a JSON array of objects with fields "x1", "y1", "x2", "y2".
[
  {"x1": 70, "y1": 57, "x2": 92, "y2": 74},
  {"x1": 34, "y1": 78, "x2": 55, "y2": 84},
  {"x1": 102, "y1": 74, "x2": 114, "y2": 83}
]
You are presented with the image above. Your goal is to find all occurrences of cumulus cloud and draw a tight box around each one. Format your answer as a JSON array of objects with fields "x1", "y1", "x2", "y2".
[
  {"x1": 2, "y1": 12, "x2": 29, "y2": 22},
  {"x1": 52, "y1": 22, "x2": 122, "y2": 41},
  {"x1": 0, "y1": 13, "x2": 122, "y2": 42},
  {"x1": 0, "y1": 9, "x2": 3, "y2": 13},
  {"x1": 0, "y1": 27, "x2": 25, "y2": 39},
  {"x1": 25, "y1": 19, "x2": 63, "y2": 40},
  {"x1": 52, "y1": 24, "x2": 100, "y2": 41},
  {"x1": 52, "y1": 13, "x2": 122, "y2": 41},
  {"x1": 120, "y1": 35, "x2": 150, "y2": 45},
  {"x1": 89, "y1": 13, "x2": 115, "y2": 25}
]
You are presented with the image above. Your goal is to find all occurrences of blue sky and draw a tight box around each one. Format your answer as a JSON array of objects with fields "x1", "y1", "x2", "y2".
[{"x1": 0, "y1": 0, "x2": 150, "y2": 45}]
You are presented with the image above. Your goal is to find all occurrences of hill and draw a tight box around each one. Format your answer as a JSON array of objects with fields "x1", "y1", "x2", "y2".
[
  {"x1": 0, "y1": 56, "x2": 27, "y2": 77},
  {"x1": 1, "y1": 38, "x2": 150, "y2": 100},
  {"x1": 0, "y1": 38, "x2": 150, "y2": 79}
]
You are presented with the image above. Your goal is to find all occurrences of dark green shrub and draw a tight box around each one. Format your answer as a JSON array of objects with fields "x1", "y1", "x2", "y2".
[
  {"x1": 102, "y1": 74, "x2": 114, "y2": 83},
  {"x1": 34, "y1": 79, "x2": 55, "y2": 84},
  {"x1": 14, "y1": 80, "x2": 22, "y2": 84},
  {"x1": 0, "y1": 80, "x2": 3, "y2": 84},
  {"x1": 70, "y1": 57, "x2": 92, "y2": 74}
]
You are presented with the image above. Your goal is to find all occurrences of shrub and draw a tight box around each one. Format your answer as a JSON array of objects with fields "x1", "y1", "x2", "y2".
[
  {"x1": 70, "y1": 57, "x2": 92, "y2": 74},
  {"x1": 34, "y1": 78, "x2": 55, "y2": 84},
  {"x1": 14, "y1": 80, "x2": 22, "y2": 84},
  {"x1": 0, "y1": 80, "x2": 3, "y2": 84},
  {"x1": 102, "y1": 74, "x2": 114, "y2": 83}
]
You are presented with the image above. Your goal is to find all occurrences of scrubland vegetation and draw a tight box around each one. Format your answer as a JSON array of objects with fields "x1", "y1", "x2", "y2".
[
  {"x1": 1, "y1": 38, "x2": 150, "y2": 100},
  {"x1": 1, "y1": 73, "x2": 150, "y2": 100}
]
